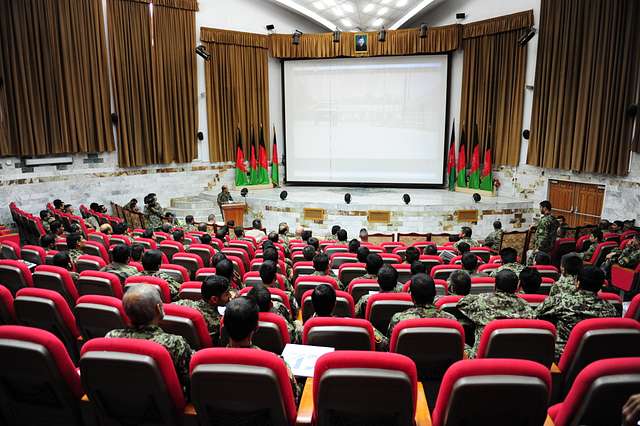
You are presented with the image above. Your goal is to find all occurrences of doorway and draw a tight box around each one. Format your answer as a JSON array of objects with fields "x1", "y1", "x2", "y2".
[{"x1": 547, "y1": 180, "x2": 605, "y2": 227}]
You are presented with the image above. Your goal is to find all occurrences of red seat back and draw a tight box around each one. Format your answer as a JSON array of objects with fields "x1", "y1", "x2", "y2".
[
  {"x1": 301, "y1": 289, "x2": 354, "y2": 322},
  {"x1": 625, "y1": 293, "x2": 640, "y2": 320},
  {"x1": 21, "y1": 245, "x2": 46, "y2": 265},
  {"x1": 159, "y1": 263, "x2": 190, "y2": 283},
  {"x1": 0, "y1": 259, "x2": 33, "y2": 295},
  {"x1": 76, "y1": 254, "x2": 107, "y2": 273},
  {"x1": 0, "y1": 285, "x2": 16, "y2": 324},
  {"x1": 303, "y1": 317, "x2": 374, "y2": 351},
  {"x1": 294, "y1": 275, "x2": 338, "y2": 303},
  {"x1": 75, "y1": 295, "x2": 129, "y2": 340},
  {"x1": 33, "y1": 265, "x2": 79, "y2": 305},
  {"x1": 365, "y1": 292, "x2": 414, "y2": 333},
  {"x1": 160, "y1": 304, "x2": 212, "y2": 350},
  {"x1": 83, "y1": 241, "x2": 109, "y2": 263},
  {"x1": 124, "y1": 276, "x2": 172, "y2": 302}
]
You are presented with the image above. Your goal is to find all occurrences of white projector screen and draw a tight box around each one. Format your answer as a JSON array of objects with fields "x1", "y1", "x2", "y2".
[{"x1": 283, "y1": 55, "x2": 449, "y2": 185}]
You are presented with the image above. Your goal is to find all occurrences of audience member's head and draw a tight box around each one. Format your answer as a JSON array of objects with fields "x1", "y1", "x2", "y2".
[
  {"x1": 161, "y1": 223, "x2": 172, "y2": 233},
  {"x1": 50, "y1": 220, "x2": 64, "y2": 236},
  {"x1": 142, "y1": 229, "x2": 154, "y2": 239},
  {"x1": 112, "y1": 223, "x2": 127, "y2": 235},
  {"x1": 215, "y1": 227, "x2": 228, "y2": 241},
  {"x1": 519, "y1": 267, "x2": 542, "y2": 294},
  {"x1": 130, "y1": 244, "x2": 145, "y2": 262},
  {"x1": 540, "y1": 200, "x2": 552, "y2": 215},
  {"x1": 247, "y1": 284, "x2": 272, "y2": 312},
  {"x1": 215, "y1": 258, "x2": 234, "y2": 282},
  {"x1": 200, "y1": 234, "x2": 212, "y2": 245},
  {"x1": 598, "y1": 219, "x2": 610, "y2": 231},
  {"x1": 202, "y1": 275, "x2": 231, "y2": 307},
  {"x1": 330, "y1": 225, "x2": 341, "y2": 237},
  {"x1": 39, "y1": 210, "x2": 50, "y2": 221},
  {"x1": 172, "y1": 229, "x2": 184, "y2": 243},
  {"x1": 263, "y1": 247, "x2": 279, "y2": 263},
  {"x1": 359, "y1": 228, "x2": 369, "y2": 242},
  {"x1": 449, "y1": 270, "x2": 471, "y2": 296},
  {"x1": 378, "y1": 264, "x2": 399, "y2": 292},
  {"x1": 561, "y1": 253, "x2": 583, "y2": 277},
  {"x1": 493, "y1": 220, "x2": 502, "y2": 231},
  {"x1": 301, "y1": 230, "x2": 312, "y2": 242},
  {"x1": 262, "y1": 240, "x2": 275, "y2": 251},
  {"x1": 423, "y1": 245, "x2": 438, "y2": 256},
  {"x1": 224, "y1": 297, "x2": 259, "y2": 344},
  {"x1": 268, "y1": 232, "x2": 279, "y2": 243},
  {"x1": 259, "y1": 260, "x2": 277, "y2": 286},
  {"x1": 53, "y1": 199, "x2": 64, "y2": 210},
  {"x1": 533, "y1": 252, "x2": 552, "y2": 265},
  {"x1": 66, "y1": 233, "x2": 84, "y2": 250},
  {"x1": 457, "y1": 242, "x2": 470, "y2": 254},
  {"x1": 112, "y1": 244, "x2": 131, "y2": 264},
  {"x1": 99, "y1": 223, "x2": 113, "y2": 235},
  {"x1": 278, "y1": 222, "x2": 289, "y2": 235},
  {"x1": 226, "y1": 220, "x2": 235, "y2": 228},
  {"x1": 499, "y1": 247, "x2": 518, "y2": 264},
  {"x1": 313, "y1": 253, "x2": 330, "y2": 273},
  {"x1": 197, "y1": 223, "x2": 208, "y2": 232},
  {"x1": 495, "y1": 269, "x2": 519, "y2": 294},
  {"x1": 460, "y1": 226, "x2": 473, "y2": 239},
  {"x1": 590, "y1": 228, "x2": 604, "y2": 243},
  {"x1": 611, "y1": 220, "x2": 624, "y2": 232},
  {"x1": 365, "y1": 253, "x2": 384, "y2": 276},
  {"x1": 252, "y1": 219, "x2": 262, "y2": 230},
  {"x1": 40, "y1": 234, "x2": 56, "y2": 250},
  {"x1": 128, "y1": 199, "x2": 138, "y2": 209},
  {"x1": 53, "y1": 251, "x2": 73, "y2": 271},
  {"x1": 123, "y1": 284, "x2": 163, "y2": 327},
  {"x1": 348, "y1": 239, "x2": 361, "y2": 254},
  {"x1": 234, "y1": 227, "x2": 244, "y2": 238},
  {"x1": 307, "y1": 237, "x2": 320, "y2": 251},
  {"x1": 302, "y1": 245, "x2": 316, "y2": 261},
  {"x1": 185, "y1": 215, "x2": 194, "y2": 225},
  {"x1": 405, "y1": 246, "x2": 420, "y2": 264},
  {"x1": 461, "y1": 252, "x2": 479, "y2": 272},
  {"x1": 577, "y1": 266, "x2": 605, "y2": 293},
  {"x1": 356, "y1": 246, "x2": 370, "y2": 263},
  {"x1": 211, "y1": 252, "x2": 227, "y2": 268},
  {"x1": 141, "y1": 250, "x2": 162, "y2": 272},
  {"x1": 410, "y1": 261, "x2": 426, "y2": 276},
  {"x1": 410, "y1": 274, "x2": 436, "y2": 306},
  {"x1": 312, "y1": 284, "x2": 336, "y2": 317}
]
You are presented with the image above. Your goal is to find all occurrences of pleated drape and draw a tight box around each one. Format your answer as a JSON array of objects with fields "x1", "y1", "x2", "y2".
[
  {"x1": 0, "y1": 0, "x2": 114, "y2": 157},
  {"x1": 527, "y1": 0, "x2": 640, "y2": 175}
]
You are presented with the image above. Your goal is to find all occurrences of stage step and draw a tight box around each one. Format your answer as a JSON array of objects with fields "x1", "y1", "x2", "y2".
[{"x1": 168, "y1": 195, "x2": 218, "y2": 222}]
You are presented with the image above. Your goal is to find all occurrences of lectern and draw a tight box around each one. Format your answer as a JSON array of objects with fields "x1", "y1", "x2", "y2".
[{"x1": 221, "y1": 202, "x2": 246, "y2": 227}]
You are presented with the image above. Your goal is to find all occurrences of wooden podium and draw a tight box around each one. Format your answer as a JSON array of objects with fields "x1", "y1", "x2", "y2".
[{"x1": 221, "y1": 202, "x2": 246, "y2": 227}]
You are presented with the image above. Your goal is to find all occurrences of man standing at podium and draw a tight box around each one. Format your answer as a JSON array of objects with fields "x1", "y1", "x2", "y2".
[{"x1": 217, "y1": 185, "x2": 233, "y2": 214}]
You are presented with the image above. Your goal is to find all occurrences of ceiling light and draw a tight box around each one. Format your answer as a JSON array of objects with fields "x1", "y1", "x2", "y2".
[
  {"x1": 332, "y1": 6, "x2": 344, "y2": 16},
  {"x1": 324, "y1": 0, "x2": 336, "y2": 6},
  {"x1": 378, "y1": 7, "x2": 389, "y2": 15},
  {"x1": 396, "y1": 0, "x2": 408, "y2": 6},
  {"x1": 341, "y1": 18, "x2": 353, "y2": 27},
  {"x1": 312, "y1": 1, "x2": 325, "y2": 10},
  {"x1": 372, "y1": 17, "x2": 384, "y2": 26},
  {"x1": 342, "y1": 2, "x2": 354, "y2": 13},
  {"x1": 363, "y1": 3, "x2": 375, "y2": 13}
]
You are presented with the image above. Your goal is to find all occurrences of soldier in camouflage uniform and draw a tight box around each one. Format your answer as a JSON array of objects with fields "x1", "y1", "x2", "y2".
[
  {"x1": 278, "y1": 222, "x2": 292, "y2": 246},
  {"x1": 175, "y1": 275, "x2": 230, "y2": 346},
  {"x1": 490, "y1": 247, "x2": 525, "y2": 277},
  {"x1": 483, "y1": 221, "x2": 504, "y2": 252},
  {"x1": 66, "y1": 232, "x2": 85, "y2": 265},
  {"x1": 134, "y1": 250, "x2": 181, "y2": 301},
  {"x1": 325, "y1": 225, "x2": 341, "y2": 241},
  {"x1": 358, "y1": 252, "x2": 384, "y2": 281},
  {"x1": 334, "y1": 229, "x2": 349, "y2": 246},
  {"x1": 529, "y1": 200, "x2": 559, "y2": 263},
  {"x1": 106, "y1": 284, "x2": 193, "y2": 390},
  {"x1": 123, "y1": 198, "x2": 140, "y2": 213},
  {"x1": 100, "y1": 244, "x2": 139, "y2": 284},
  {"x1": 605, "y1": 235, "x2": 640, "y2": 270},
  {"x1": 143, "y1": 193, "x2": 164, "y2": 230},
  {"x1": 247, "y1": 284, "x2": 301, "y2": 344},
  {"x1": 536, "y1": 266, "x2": 617, "y2": 360},
  {"x1": 224, "y1": 297, "x2": 301, "y2": 403},
  {"x1": 454, "y1": 226, "x2": 481, "y2": 251},
  {"x1": 387, "y1": 274, "x2": 456, "y2": 337},
  {"x1": 458, "y1": 269, "x2": 534, "y2": 358},
  {"x1": 216, "y1": 185, "x2": 233, "y2": 214},
  {"x1": 259, "y1": 259, "x2": 299, "y2": 320},
  {"x1": 39, "y1": 210, "x2": 53, "y2": 233},
  {"x1": 578, "y1": 229, "x2": 603, "y2": 262},
  {"x1": 52, "y1": 251, "x2": 79, "y2": 284},
  {"x1": 183, "y1": 215, "x2": 198, "y2": 233},
  {"x1": 310, "y1": 284, "x2": 336, "y2": 318},
  {"x1": 311, "y1": 253, "x2": 344, "y2": 290}
]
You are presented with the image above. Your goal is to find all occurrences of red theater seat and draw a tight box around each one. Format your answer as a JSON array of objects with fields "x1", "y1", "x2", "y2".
[
  {"x1": 431, "y1": 264, "x2": 462, "y2": 281},
  {"x1": 159, "y1": 240, "x2": 184, "y2": 261},
  {"x1": 469, "y1": 276, "x2": 496, "y2": 294},
  {"x1": 324, "y1": 245, "x2": 349, "y2": 257},
  {"x1": 186, "y1": 244, "x2": 215, "y2": 267},
  {"x1": 470, "y1": 247, "x2": 492, "y2": 263},
  {"x1": 478, "y1": 263, "x2": 501, "y2": 275},
  {"x1": 381, "y1": 241, "x2": 405, "y2": 253},
  {"x1": 365, "y1": 292, "x2": 414, "y2": 333},
  {"x1": 0, "y1": 285, "x2": 16, "y2": 324},
  {"x1": 292, "y1": 261, "x2": 314, "y2": 281},
  {"x1": 338, "y1": 262, "x2": 366, "y2": 286},
  {"x1": 171, "y1": 252, "x2": 203, "y2": 280},
  {"x1": 124, "y1": 276, "x2": 172, "y2": 303},
  {"x1": 347, "y1": 278, "x2": 379, "y2": 304},
  {"x1": 625, "y1": 293, "x2": 640, "y2": 320},
  {"x1": 21, "y1": 245, "x2": 46, "y2": 265},
  {"x1": 77, "y1": 270, "x2": 123, "y2": 299},
  {"x1": 32, "y1": 265, "x2": 79, "y2": 306},
  {"x1": 531, "y1": 265, "x2": 561, "y2": 281},
  {"x1": 517, "y1": 293, "x2": 548, "y2": 309},
  {"x1": 0, "y1": 259, "x2": 33, "y2": 295},
  {"x1": 242, "y1": 270, "x2": 286, "y2": 290},
  {"x1": 133, "y1": 237, "x2": 157, "y2": 250},
  {"x1": 294, "y1": 275, "x2": 338, "y2": 303},
  {"x1": 159, "y1": 263, "x2": 190, "y2": 283},
  {"x1": 76, "y1": 254, "x2": 107, "y2": 273},
  {"x1": 0, "y1": 240, "x2": 20, "y2": 260},
  {"x1": 432, "y1": 359, "x2": 551, "y2": 426},
  {"x1": 74, "y1": 295, "x2": 129, "y2": 340},
  {"x1": 585, "y1": 241, "x2": 618, "y2": 267},
  {"x1": 178, "y1": 281, "x2": 202, "y2": 301},
  {"x1": 190, "y1": 348, "x2": 297, "y2": 426},
  {"x1": 329, "y1": 252, "x2": 357, "y2": 269},
  {"x1": 194, "y1": 267, "x2": 216, "y2": 282},
  {"x1": 159, "y1": 304, "x2": 212, "y2": 350},
  {"x1": 391, "y1": 263, "x2": 412, "y2": 283},
  {"x1": 303, "y1": 317, "x2": 374, "y2": 351},
  {"x1": 239, "y1": 286, "x2": 293, "y2": 317},
  {"x1": 82, "y1": 241, "x2": 109, "y2": 263},
  {"x1": 88, "y1": 232, "x2": 111, "y2": 249},
  {"x1": 0, "y1": 325, "x2": 83, "y2": 425},
  {"x1": 253, "y1": 312, "x2": 290, "y2": 355},
  {"x1": 301, "y1": 289, "x2": 354, "y2": 322},
  {"x1": 418, "y1": 255, "x2": 443, "y2": 273}
]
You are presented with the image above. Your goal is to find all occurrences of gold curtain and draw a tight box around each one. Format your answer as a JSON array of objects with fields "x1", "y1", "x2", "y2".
[
  {"x1": 527, "y1": 0, "x2": 640, "y2": 176},
  {"x1": 201, "y1": 28, "x2": 270, "y2": 163},
  {"x1": 459, "y1": 11, "x2": 533, "y2": 166},
  {"x1": 0, "y1": 0, "x2": 114, "y2": 157},
  {"x1": 0, "y1": 60, "x2": 8, "y2": 155},
  {"x1": 269, "y1": 24, "x2": 460, "y2": 59}
]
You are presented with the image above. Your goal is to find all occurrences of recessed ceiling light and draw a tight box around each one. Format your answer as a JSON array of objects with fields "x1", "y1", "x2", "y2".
[
  {"x1": 372, "y1": 17, "x2": 384, "y2": 26},
  {"x1": 332, "y1": 6, "x2": 344, "y2": 16},
  {"x1": 312, "y1": 1, "x2": 325, "y2": 10},
  {"x1": 341, "y1": 2, "x2": 354, "y2": 13},
  {"x1": 341, "y1": 18, "x2": 353, "y2": 27},
  {"x1": 363, "y1": 3, "x2": 375, "y2": 13},
  {"x1": 396, "y1": 0, "x2": 408, "y2": 6},
  {"x1": 378, "y1": 7, "x2": 389, "y2": 15}
]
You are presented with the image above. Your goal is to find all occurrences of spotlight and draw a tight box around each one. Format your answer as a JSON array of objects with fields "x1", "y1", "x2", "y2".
[
  {"x1": 280, "y1": 190, "x2": 288, "y2": 200},
  {"x1": 266, "y1": 24, "x2": 275, "y2": 33},
  {"x1": 197, "y1": 131, "x2": 204, "y2": 141},
  {"x1": 402, "y1": 194, "x2": 411, "y2": 205},
  {"x1": 473, "y1": 193, "x2": 481, "y2": 203},
  {"x1": 522, "y1": 129, "x2": 530, "y2": 140},
  {"x1": 195, "y1": 45, "x2": 211, "y2": 61},
  {"x1": 518, "y1": 28, "x2": 536, "y2": 46},
  {"x1": 419, "y1": 23, "x2": 428, "y2": 38},
  {"x1": 378, "y1": 27, "x2": 386, "y2": 42},
  {"x1": 456, "y1": 13, "x2": 466, "y2": 20},
  {"x1": 241, "y1": 188, "x2": 249, "y2": 197},
  {"x1": 292, "y1": 30, "x2": 303, "y2": 45},
  {"x1": 344, "y1": 193, "x2": 351, "y2": 204},
  {"x1": 333, "y1": 29, "x2": 341, "y2": 43}
]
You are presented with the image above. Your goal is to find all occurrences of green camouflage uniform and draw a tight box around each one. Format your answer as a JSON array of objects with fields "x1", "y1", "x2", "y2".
[
  {"x1": 134, "y1": 270, "x2": 181, "y2": 301},
  {"x1": 144, "y1": 202, "x2": 164, "y2": 230},
  {"x1": 216, "y1": 191, "x2": 233, "y2": 214},
  {"x1": 100, "y1": 262, "x2": 139, "y2": 284},
  {"x1": 387, "y1": 304, "x2": 456, "y2": 337},
  {"x1": 458, "y1": 291, "x2": 534, "y2": 358},
  {"x1": 578, "y1": 243, "x2": 598, "y2": 262},
  {"x1": 532, "y1": 214, "x2": 559, "y2": 253},
  {"x1": 490, "y1": 262, "x2": 525, "y2": 277},
  {"x1": 355, "y1": 289, "x2": 401, "y2": 351},
  {"x1": 183, "y1": 224, "x2": 197, "y2": 233},
  {"x1": 454, "y1": 238, "x2": 481, "y2": 250},
  {"x1": 279, "y1": 234, "x2": 291, "y2": 246},
  {"x1": 42, "y1": 220, "x2": 51, "y2": 233},
  {"x1": 106, "y1": 325, "x2": 193, "y2": 389},
  {"x1": 311, "y1": 270, "x2": 344, "y2": 290},
  {"x1": 360, "y1": 273, "x2": 377, "y2": 281},
  {"x1": 123, "y1": 201, "x2": 140, "y2": 212},
  {"x1": 85, "y1": 216, "x2": 100, "y2": 230},
  {"x1": 483, "y1": 230, "x2": 503, "y2": 252},
  {"x1": 536, "y1": 289, "x2": 618, "y2": 360},
  {"x1": 325, "y1": 234, "x2": 338, "y2": 241},
  {"x1": 548, "y1": 275, "x2": 577, "y2": 297},
  {"x1": 616, "y1": 246, "x2": 640, "y2": 269},
  {"x1": 271, "y1": 300, "x2": 301, "y2": 344},
  {"x1": 174, "y1": 299, "x2": 223, "y2": 346},
  {"x1": 68, "y1": 249, "x2": 84, "y2": 265},
  {"x1": 265, "y1": 282, "x2": 299, "y2": 320},
  {"x1": 70, "y1": 271, "x2": 79, "y2": 284}
]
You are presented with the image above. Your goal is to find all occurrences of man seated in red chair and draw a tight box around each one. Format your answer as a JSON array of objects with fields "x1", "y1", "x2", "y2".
[
  {"x1": 311, "y1": 284, "x2": 336, "y2": 318},
  {"x1": 578, "y1": 228, "x2": 603, "y2": 262},
  {"x1": 549, "y1": 253, "x2": 583, "y2": 297},
  {"x1": 101, "y1": 244, "x2": 138, "y2": 284},
  {"x1": 247, "y1": 284, "x2": 300, "y2": 344},
  {"x1": 134, "y1": 250, "x2": 181, "y2": 301}
]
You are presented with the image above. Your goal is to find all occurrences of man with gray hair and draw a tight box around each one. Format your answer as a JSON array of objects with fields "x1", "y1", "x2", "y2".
[{"x1": 106, "y1": 285, "x2": 194, "y2": 389}]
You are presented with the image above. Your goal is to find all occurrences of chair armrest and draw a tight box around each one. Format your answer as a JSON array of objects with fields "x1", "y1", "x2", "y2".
[
  {"x1": 296, "y1": 378, "x2": 314, "y2": 425},
  {"x1": 415, "y1": 382, "x2": 432, "y2": 426},
  {"x1": 183, "y1": 404, "x2": 198, "y2": 426},
  {"x1": 544, "y1": 415, "x2": 555, "y2": 426}
]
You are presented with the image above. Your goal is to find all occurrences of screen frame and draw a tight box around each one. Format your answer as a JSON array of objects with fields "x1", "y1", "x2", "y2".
[{"x1": 280, "y1": 53, "x2": 451, "y2": 189}]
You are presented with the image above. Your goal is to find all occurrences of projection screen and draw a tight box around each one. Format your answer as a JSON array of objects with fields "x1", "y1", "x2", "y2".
[{"x1": 283, "y1": 55, "x2": 449, "y2": 186}]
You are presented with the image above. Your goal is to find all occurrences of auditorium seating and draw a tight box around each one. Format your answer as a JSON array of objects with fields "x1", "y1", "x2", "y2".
[
  {"x1": 431, "y1": 264, "x2": 462, "y2": 280},
  {"x1": 517, "y1": 293, "x2": 548, "y2": 309},
  {"x1": 160, "y1": 263, "x2": 190, "y2": 283},
  {"x1": 365, "y1": 292, "x2": 413, "y2": 333},
  {"x1": 190, "y1": 348, "x2": 297, "y2": 426},
  {"x1": 531, "y1": 265, "x2": 560, "y2": 281},
  {"x1": 391, "y1": 263, "x2": 412, "y2": 283},
  {"x1": 32, "y1": 265, "x2": 79, "y2": 306},
  {"x1": 625, "y1": 293, "x2": 640, "y2": 320},
  {"x1": 186, "y1": 243, "x2": 215, "y2": 267},
  {"x1": 251, "y1": 312, "x2": 290, "y2": 354},
  {"x1": 347, "y1": 278, "x2": 379, "y2": 304},
  {"x1": 292, "y1": 261, "x2": 314, "y2": 281},
  {"x1": 329, "y1": 252, "x2": 357, "y2": 268},
  {"x1": 243, "y1": 270, "x2": 286, "y2": 290},
  {"x1": 20, "y1": 244, "x2": 46, "y2": 265},
  {"x1": 80, "y1": 338, "x2": 187, "y2": 426},
  {"x1": 338, "y1": 262, "x2": 367, "y2": 286},
  {"x1": 178, "y1": 281, "x2": 202, "y2": 301},
  {"x1": 171, "y1": 253, "x2": 203, "y2": 279},
  {"x1": 82, "y1": 241, "x2": 109, "y2": 263},
  {"x1": 0, "y1": 240, "x2": 20, "y2": 260},
  {"x1": 294, "y1": 275, "x2": 338, "y2": 303},
  {"x1": 124, "y1": 276, "x2": 172, "y2": 303},
  {"x1": 0, "y1": 286, "x2": 15, "y2": 325},
  {"x1": 75, "y1": 295, "x2": 129, "y2": 340},
  {"x1": 0, "y1": 259, "x2": 33, "y2": 295},
  {"x1": 584, "y1": 241, "x2": 618, "y2": 267},
  {"x1": 301, "y1": 289, "x2": 354, "y2": 322},
  {"x1": 76, "y1": 254, "x2": 107, "y2": 272},
  {"x1": 77, "y1": 270, "x2": 123, "y2": 298},
  {"x1": 133, "y1": 237, "x2": 157, "y2": 249},
  {"x1": 0, "y1": 326, "x2": 84, "y2": 426},
  {"x1": 88, "y1": 231, "x2": 110, "y2": 249},
  {"x1": 194, "y1": 267, "x2": 216, "y2": 282},
  {"x1": 159, "y1": 304, "x2": 212, "y2": 350},
  {"x1": 611, "y1": 263, "x2": 640, "y2": 293},
  {"x1": 239, "y1": 286, "x2": 293, "y2": 316},
  {"x1": 303, "y1": 317, "x2": 374, "y2": 351},
  {"x1": 470, "y1": 277, "x2": 496, "y2": 294},
  {"x1": 160, "y1": 240, "x2": 184, "y2": 260},
  {"x1": 478, "y1": 263, "x2": 500, "y2": 275}
]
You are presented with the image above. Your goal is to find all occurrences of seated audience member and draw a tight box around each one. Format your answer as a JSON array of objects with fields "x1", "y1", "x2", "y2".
[
  {"x1": 423, "y1": 244, "x2": 438, "y2": 256},
  {"x1": 99, "y1": 223, "x2": 113, "y2": 235},
  {"x1": 176, "y1": 274, "x2": 230, "y2": 346},
  {"x1": 40, "y1": 234, "x2": 57, "y2": 250},
  {"x1": 578, "y1": 228, "x2": 603, "y2": 262},
  {"x1": 223, "y1": 297, "x2": 300, "y2": 402},
  {"x1": 536, "y1": 266, "x2": 617, "y2": 360},
  {"x1": 161, "y1": 222, "x2": 173, "y2": 234},
  {"x1": 215, "y1": 227, "x2": 228, "y2": 242},
  {"x1": 234, "y1": 227, "x2": 245, "y2": 239},
  {"x1": 301, "y1": 229, "x2": 312, "y2": 243},
  {"x1": 326, "y1": 225, "x2": 341, "y2": 241},
  {"x1": 123, "y1": 198, "x2": 140, "y2": 213},
  {"x1": 359, "y1": 228, "x2": 369, "y2": 243},
  {"x1": 311, "y1": 284, "x2": 336, "y2": 318},
  {"x1": 461, "y1": 252, "x2": 487, "y2": 278},
  {"x1": 172, "y1": 229, "x2": 186, "y2": 246},
  {"x1": 215, "y1": 257, "x2": 241, "y2": 290},
  {"x1": 491, "y1": 247, "x2": 524, "y2": 277},
  {"x1": 533, "y1": 251, "x2": 552, "y2": 265},
  {"x1": 199, "y1": 233, "x2": 213, "y2": 247},
  {"x1": 362, "y1": 253, "x2": 384, "y2": 280},
  {"x1": 605, "y1": 234, "x2": 640, "y2": 271},
  {"x1": 302, "y1": 245, "x2": 316, "y2": 262},
  {"x1": 387, "y1": 273, "x2": 456, "y2": 337},
  {"x1": 247, "y1": 284, "x2": 300, "y2": 343},
  {"x1": 348, "y1": 239, "x2": 361, "y2": 254},
  {"x1": 307, "y1": 237, "x2": 320, "y2": 252},
  {"x1": 458, "y1": 270, "x2": 534, "y2": 357},
  {"x1": 63, "y1": 204, "x2": 74, "y2": 215},
  {"x1": 519, "y1": 267, "x2": 542, "y2": 294},
  {"x1": 260, "y1": 257, "x2": 298, "y2": 318},
  {"x1": 101, "y1": 244, "x2": 138, "y2": 284},
  {"x1": 106, "y1": 285, "x2": 193, "y2": 389},
  {"x1": 335, "y1": 229, "x2": 348, "y2": 246},
  {"x1": 245, "y1": 219, "x2": 266, "y2": 242},
  {"x1": 448, "y1": 270, "x2": 471, "y2": 296},
  {"x1": 264, "y1": 246, "x2": 293, "y2": 283},
  {"x1": 356, "y1": 264, "x2": 402, "y2": 318},
  {"x1": 454, "y1": 226, "x2": 480, "y2": 250},
  {"x1": 356, "y1": 246, "x2": 370, "y2": 263},
  {"x1": 550, "y1": 253, "x2": 583, "y2": 297},
  {"x1": 112, "y1": 223, "x2": 130, "y2": 238},
  {"x1": 197, "y1": 223, "x2": 208, "y2": 233},
  {"x1": 456, "y1": 242, "x2": 470, "y2": 255},
  {"x1": 410, "y1": 261, "x2": 426, "y2": 276},
  {"x1": 267, "y1": 232, "x2": 279, "y2": 245},
  {"x1": 66, "y1": 233, "x2": 85, "y2": 265},
  {"x1": 624, "y1": 394, "x2": 640, "y2": 426},
  {"x1": 610, "y1": 220, "x2": 624, "y2": 234},
  {"x1": 130, "y1": 244, "x2": 145, "y2": 262},
  {"x1": 207, "y1": 213, "x2": 216, "y2": 225},
  {"x1": 312, "y1": 253, "x2": 343, "y2": 289},
  {"x1": 40, "y1": 210, "x2": 53, "y2": 233},
  {"x1": 483, "y1": 221, "x2": 503, "y2": 252},
  {"x1": 598, "y1": 219, "x2": 611, "y2": 231},
  {"x1": 226, "y1": 220, "x2": 235, "y2": 229},
  {"x1": 134, "y1": 250, "x2": 181, "y2": 301},
  {"x1": 278, "y1": 222, "x2": 291, "y2": 245},
  {"x1": 164, "y1": 212, "x2": 177, "y2": 226},
  {"x1": 404, "y1": 246, "x2": 420, "y2": 265},
  {"x1": 53, "y1": 251, "x2": 79, "y2": 283},
  {"x1": 49, "y1": 220, "x2": 64, "y2": 236},
  {"x1": 141, "y1": 229, "x2": 154, "y2": 240},
  {"x1": 183, "y1": 215, "x2": 197, "y2": 232},
  {"x1": 556, "y1": 215, "x2": 568, "y2": 238},
  {"x1": 53, "y1": 199, "x2": 65, "y2": 210}
]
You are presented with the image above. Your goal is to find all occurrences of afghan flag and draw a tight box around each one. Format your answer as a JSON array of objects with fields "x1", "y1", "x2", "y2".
[
  {"x1": 271, "y1": 126, "x2": 280, "y2": 186},
  {"x1": 468, "y1": 123, "x2": 480, "y2": 189},
  {"x1": 457, "y1": 125, "x2": 467, "y2": 187},
  {"x1": 249, "y1": 130, "x2": 257, "y2": 185},
  {"x1": 257, "y1": 126, "x2": 270, "y2": 184},
  {"x1": 235, "y1": 129, "x2": 250, "y2": 187},
  {"x1": 480, "y1": 125, "x2": 493, "y2": 191},
  {"x1": 447, "y1": 122, "x2": 456, "y2": 191}
]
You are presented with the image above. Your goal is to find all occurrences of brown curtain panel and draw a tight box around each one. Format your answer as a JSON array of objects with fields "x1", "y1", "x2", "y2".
[
  {"x1": 0, "y1": 60, "x2": 8, "y2": 154},
  {"x1": 0, "y1": 0, "x2": 114, "y2": 157},
  {"x1": 201, "y1": 28, "x2": 269, "y2": 163},
  {"x1": 459, "y1": 11, "x2": 533, "y2": 166},
  {"x1": 528, "y1": 0, "x2": 640, "y2": 176}
]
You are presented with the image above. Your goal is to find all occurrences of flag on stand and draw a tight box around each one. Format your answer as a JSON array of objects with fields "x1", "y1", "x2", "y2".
[
  {"x1": 234, "y1": 128, "x2": 249, "y2": 187},
  {"x1": 480, "y1": 125, "x2": 493, "y2": 192},
  {"x1": 468, "y1": 123, "x2": 480, "y2": 189},
  {"x1": 457, "y1": 125, "x2": 467, "y2": 187},
  {"x1": 271, "y1": 126, "x2": 280, "y2": 186},
  {"x1": 257, "y1": 125, "x2": 270, "y2": 184},
  {"x1": 249, "y1": 129, "x2": 257, "y2": 185},
  {"x1": 447, "y1": 122, "x2": 456, "y2": 191}
]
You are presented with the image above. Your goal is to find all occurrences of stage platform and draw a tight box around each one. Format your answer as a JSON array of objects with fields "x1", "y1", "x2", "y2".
[{"x1": 171, "y1": 185, "x2": 535, "y2": 239}]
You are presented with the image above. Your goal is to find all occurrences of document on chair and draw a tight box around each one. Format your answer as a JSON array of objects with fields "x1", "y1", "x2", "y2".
[{"x1": 281, "y1": 344, "x2": 334, "y2": 377}]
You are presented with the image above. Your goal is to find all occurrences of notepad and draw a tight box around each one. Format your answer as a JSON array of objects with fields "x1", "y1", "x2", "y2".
[{"x1": 281, "y1": 344, "x2": 334, "y2": 377}]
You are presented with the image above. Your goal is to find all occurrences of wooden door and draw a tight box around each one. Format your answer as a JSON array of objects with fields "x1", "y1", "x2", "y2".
[
  {"x1": 548, "y1": 180, "x2": 575, "y2": 224},
  {"x1": 547, "y1": 180, "x2": 605, "y2": 227}
]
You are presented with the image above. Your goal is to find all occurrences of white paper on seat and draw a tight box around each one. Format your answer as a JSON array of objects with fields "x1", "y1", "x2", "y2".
[{"x1": 281, "y1": 344, "x2": 335, "y2": 377}]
